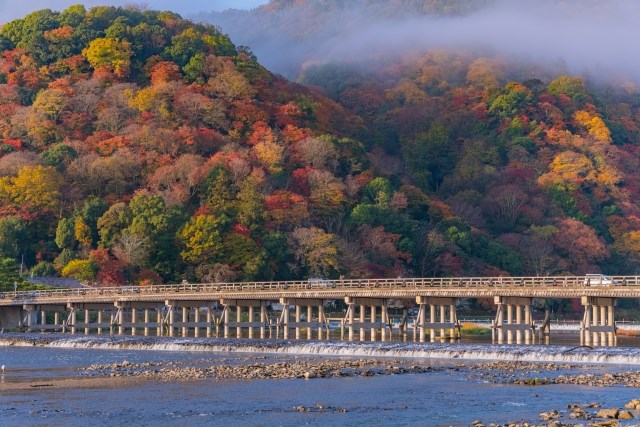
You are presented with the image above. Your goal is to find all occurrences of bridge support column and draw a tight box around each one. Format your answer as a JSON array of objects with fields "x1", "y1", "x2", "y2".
[
  {"x1": 359, "y1": 305, "x2": 366, "y2": 341},
  {"x1": 295, "y1": 305, "x2": 301, "y2": 339},
  {"x1": 581, "y1": 297, "x2": 616, "y2": 346},
  {"x1": 260, "y1": 302, "x2": 267, "y2": 339},
  {"x1": 223, "y1": 305, "x2": 230, "y2": 338},
  {"x1": 282, "y1": 302, "x2": 289, "y2": 339},
  {"x1": 67, "y1": 305, "x2": 77, "y2": 334},
  {"x1": 97, "y1": 310, "x2": 103, "y2": 335},
  {"x1": 416, "y1": 297, "x2": 459, "y2": 342},
  {"x1": 168, "y1": 304, "x2": 175, "y2": 337},
  {"x1": 221, "y1": 299, "x2": 270, "y2": 339},
  {"x1": 21, "y1": 305, "x2": 34, "y2": 332},
  {"x1": 280, "y1": 298, "x2": 325, "y2": 340},
  {"x1": 344, "y1": 297, "x2": 388, "y2": 342},
  {"x1": 84, "y1": 309, "x2": 90, "y2": 335},
  {"x1": 144, "y1": 309, "x2": 149, "y2": 337},
  {"x1": 194, "y1": 308, "x2": 200, "y2": 337},
  {"x1": 129, "y1": 309, "x2": 136, "y2": 336},
  {"x1": 493, "y1": 297, "x2": 534, "y2": 344},
  {"x1": 318, "y1": 304, "x2": 326, "y2": 340}
]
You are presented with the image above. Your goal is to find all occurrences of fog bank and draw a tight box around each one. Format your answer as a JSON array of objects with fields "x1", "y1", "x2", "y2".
[{"x1": 208, "y1": 0, "x2": 640, "y2": 83}]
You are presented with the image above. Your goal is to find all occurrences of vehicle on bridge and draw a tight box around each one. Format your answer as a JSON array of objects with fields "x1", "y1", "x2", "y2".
[
  {"x1": 307, "y1": 278, "x2": 333, "y2": 287},
  {"x1": 583, "y1": 274, "x2": 618, "y2": 286}
]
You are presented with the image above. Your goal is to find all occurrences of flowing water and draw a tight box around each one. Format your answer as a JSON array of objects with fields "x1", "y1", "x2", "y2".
[{"x1": 1, "y1": 334, "x2": 640, "y2": 426}]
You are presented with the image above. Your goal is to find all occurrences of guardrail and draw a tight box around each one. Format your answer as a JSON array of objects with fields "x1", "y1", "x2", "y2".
[{"x1": 1, "y1": 275, "x2": 639, "y2": 302}]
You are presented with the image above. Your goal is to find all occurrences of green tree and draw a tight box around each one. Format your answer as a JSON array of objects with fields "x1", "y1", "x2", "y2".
[
  {"x1": 0, "y1": 258, "x2": 25, "y2": 291},
  {"x1": 55, "y1": 217, "x2": 76, "y2": 250},
  {"x1": 0, "y1": 216, "x2": 28, "y2": 259},
  {"x1": 30, "y1": 261, "x2": 57, "y2": 277},
  {"x1": 403, "y1": 124, "x2": 454, "y2": 191}
]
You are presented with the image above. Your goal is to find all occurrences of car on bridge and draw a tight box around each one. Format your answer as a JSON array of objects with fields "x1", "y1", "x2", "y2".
[
  {"x1": 583, "y1": 274, "x2": 619, "y2": 286},
  {"x1": 307, "y1": 278, "x2": 333, "y2": 287}
]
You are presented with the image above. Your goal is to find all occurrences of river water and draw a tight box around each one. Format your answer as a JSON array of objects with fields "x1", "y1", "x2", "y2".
[{"x1": 2, "y1": 334, "x2": 640, "y2": 426}]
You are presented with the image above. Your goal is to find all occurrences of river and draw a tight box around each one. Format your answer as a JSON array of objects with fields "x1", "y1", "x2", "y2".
[{"x1": 1, "y1": 334, "x2": 640, "y2": 426}]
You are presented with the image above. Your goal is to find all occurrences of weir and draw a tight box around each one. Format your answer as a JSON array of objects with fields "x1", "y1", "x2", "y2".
[{"x1": 1, "y1": 274, "x2": 638, "y2": 346}]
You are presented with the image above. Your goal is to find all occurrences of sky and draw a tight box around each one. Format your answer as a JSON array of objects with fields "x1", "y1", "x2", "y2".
[{"x1": 0, "y1": 0, "x2": 268, "y2": 22}]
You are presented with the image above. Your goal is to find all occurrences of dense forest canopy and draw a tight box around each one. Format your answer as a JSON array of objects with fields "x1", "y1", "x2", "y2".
[{"x1": 1, "y1": 4, "x2": 640, "y2": 291}]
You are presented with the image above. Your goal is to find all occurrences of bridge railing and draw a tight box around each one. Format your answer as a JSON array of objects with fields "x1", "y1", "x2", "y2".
[{"x1": 1, "y1": 275, "x2": 639, "y2": 301}]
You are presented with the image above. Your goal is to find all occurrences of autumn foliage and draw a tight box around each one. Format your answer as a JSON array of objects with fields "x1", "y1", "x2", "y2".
[{"x1": 1, "y1": 5, "x2": 640, "y2": 290}]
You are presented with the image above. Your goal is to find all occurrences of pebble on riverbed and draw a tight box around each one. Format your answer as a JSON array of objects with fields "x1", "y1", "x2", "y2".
[{"x1": 79, "y1": 358, "x2": 436, "y2": 381}]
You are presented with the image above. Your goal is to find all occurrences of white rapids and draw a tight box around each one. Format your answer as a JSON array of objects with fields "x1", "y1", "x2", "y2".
[{"x1": 2, "y1": 334, "x2": 640, "y2": 365}]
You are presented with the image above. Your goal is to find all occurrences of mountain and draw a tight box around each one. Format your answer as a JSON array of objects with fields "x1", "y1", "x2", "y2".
[{"x1": 0, "y1": 4, "x2": 640, "y2": 293}]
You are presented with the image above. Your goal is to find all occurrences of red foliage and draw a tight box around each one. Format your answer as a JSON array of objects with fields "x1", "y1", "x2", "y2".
[
  {"x1": 2, "y1": 138, "x2": 23, "y2": 151},
  {"x1": 232, "y1": 224, "x2": 251, "y2": 237},
  {"x1": 291, "y1": 167, "x2": 316, "y2": 196},
  {"x1": 280, "y1": 124, "x2": 312, "y2": 145},
  {"x1": 89, "y1": 248, "x2": 111, "y2": 266},
  {"x1": 135, "y1": 269, "x2": 164, "y2": 286},
  {"x1": 275, "y1": 102, "x2": 304, "y2": 128},
  {"x1": 95, "y1": 259, "x2": 127, "y2": 286},
  {"x1": 150, "y1": 61, "x2": 182, "y2": 85},
  {"x1": 247, "y1": 121, "x2": 277, "y2": 146}
]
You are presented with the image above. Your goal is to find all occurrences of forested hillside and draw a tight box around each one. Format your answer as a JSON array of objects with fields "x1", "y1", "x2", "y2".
[{"x1": 0, "y1": 5, "x2": 640, "y2": 290}]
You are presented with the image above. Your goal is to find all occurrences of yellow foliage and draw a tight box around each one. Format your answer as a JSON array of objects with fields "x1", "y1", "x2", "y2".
[
  {"x1": 74, "y1": 217, "x2": 92, "y2": 246},
  {"x1": 574, "y1": 110, "x2": 612, "y2": 142},
  {"x1": 537, "y1": 151, "x2": 595, "y2": 191},
  {"x1": 82, "y1": 37, "x2": 132, "y2": 78},
  {"x1": 0, "y1": 165, "x2": 62, "y2": 215},
  {"x1": 253, "y1": 141, "x2": 284, "y2": 173}
]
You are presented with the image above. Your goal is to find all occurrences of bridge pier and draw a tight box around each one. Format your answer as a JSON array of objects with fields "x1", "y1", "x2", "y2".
[
  {"x1": 19, "y1": 305, "x2": 66, "y2": 333},
  {"x1": 415, "y1": 296, "x2": 460, "y2": 342},
  {"x1": 63, "y1": 303, "x2": 116, "y2": 334},
  {"x1": 166, "y1": 300, "x2": 217, "y2": 337},
  {"x1": 581, "y1": 297, "x2": 616, "y2": 346},
  {"x1": 493, "y1": 297, "x2": 534, "y2": 344},
  {"x1": 280, "y1": 299, "x2": 326, "y2": 340},
  {"x1": 221, "y1": 299, "x2": 269, "y2": 339},
  {"x1": 344, "y1": 297, "x2": 389, "y2": 341}
]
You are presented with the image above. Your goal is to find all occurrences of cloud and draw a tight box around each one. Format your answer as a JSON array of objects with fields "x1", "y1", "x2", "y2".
[
  {"x1": 0, "y1": 0, "x2": 268, "y2": 23},
  {"x1": 211, "y1": 0, "x2": 640, "y2": 83}
]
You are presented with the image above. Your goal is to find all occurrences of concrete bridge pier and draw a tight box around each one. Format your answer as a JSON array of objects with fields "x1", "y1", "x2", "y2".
[
  {"x1": 20, "y1": 304, "x2": 66, "y2": 333},
  {"x1": 115, "y1": 302, "x2": 165, "y2": 336},
  {"x1": 280, "y1": 299, "x2": 326, "y2": 340},
  {"x1": 166, "y1": 300, "x2": 217, "y2": 337},
  {"x1": 221, "y1": 299, "x2": 269, "y2": 339},
  {"x1": 344, "y1": 297, "x2": 388, "y2": 341},
  {"x1": 416, "y1": 296, "x2": 460, "y2": 342},
  {"x1": 493, "y1": 297, "x2": 534, "y2": 344},
  {"x1": 581, "y1": 297, "x2": 616, "y2": 346},
  {"x1": 65, "y1": 303, "x2": 117, "y2": 335}
]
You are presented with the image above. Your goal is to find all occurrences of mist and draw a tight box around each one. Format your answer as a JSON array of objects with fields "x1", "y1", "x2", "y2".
[
  {"x1": 207, "y1": 0, "x2": 640, "y2": 84},
  {"x1": 0, "y1": 0, "x2": 268, "y2": 23}
]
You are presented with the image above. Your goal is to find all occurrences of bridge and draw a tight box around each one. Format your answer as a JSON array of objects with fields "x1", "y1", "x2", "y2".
[{"x1": 1, "y1": 275, "x2": 638, "y2": 346}]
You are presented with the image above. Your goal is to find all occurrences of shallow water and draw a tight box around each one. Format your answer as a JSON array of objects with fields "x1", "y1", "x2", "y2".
[{"x1": 1, "y1": 335, "x2": 640, "y2": 426}]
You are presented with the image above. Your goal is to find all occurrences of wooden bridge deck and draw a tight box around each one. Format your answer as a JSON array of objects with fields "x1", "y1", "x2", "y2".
[{"x1": 2, "y1": 275, "x2": 640, "y2": 306}]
